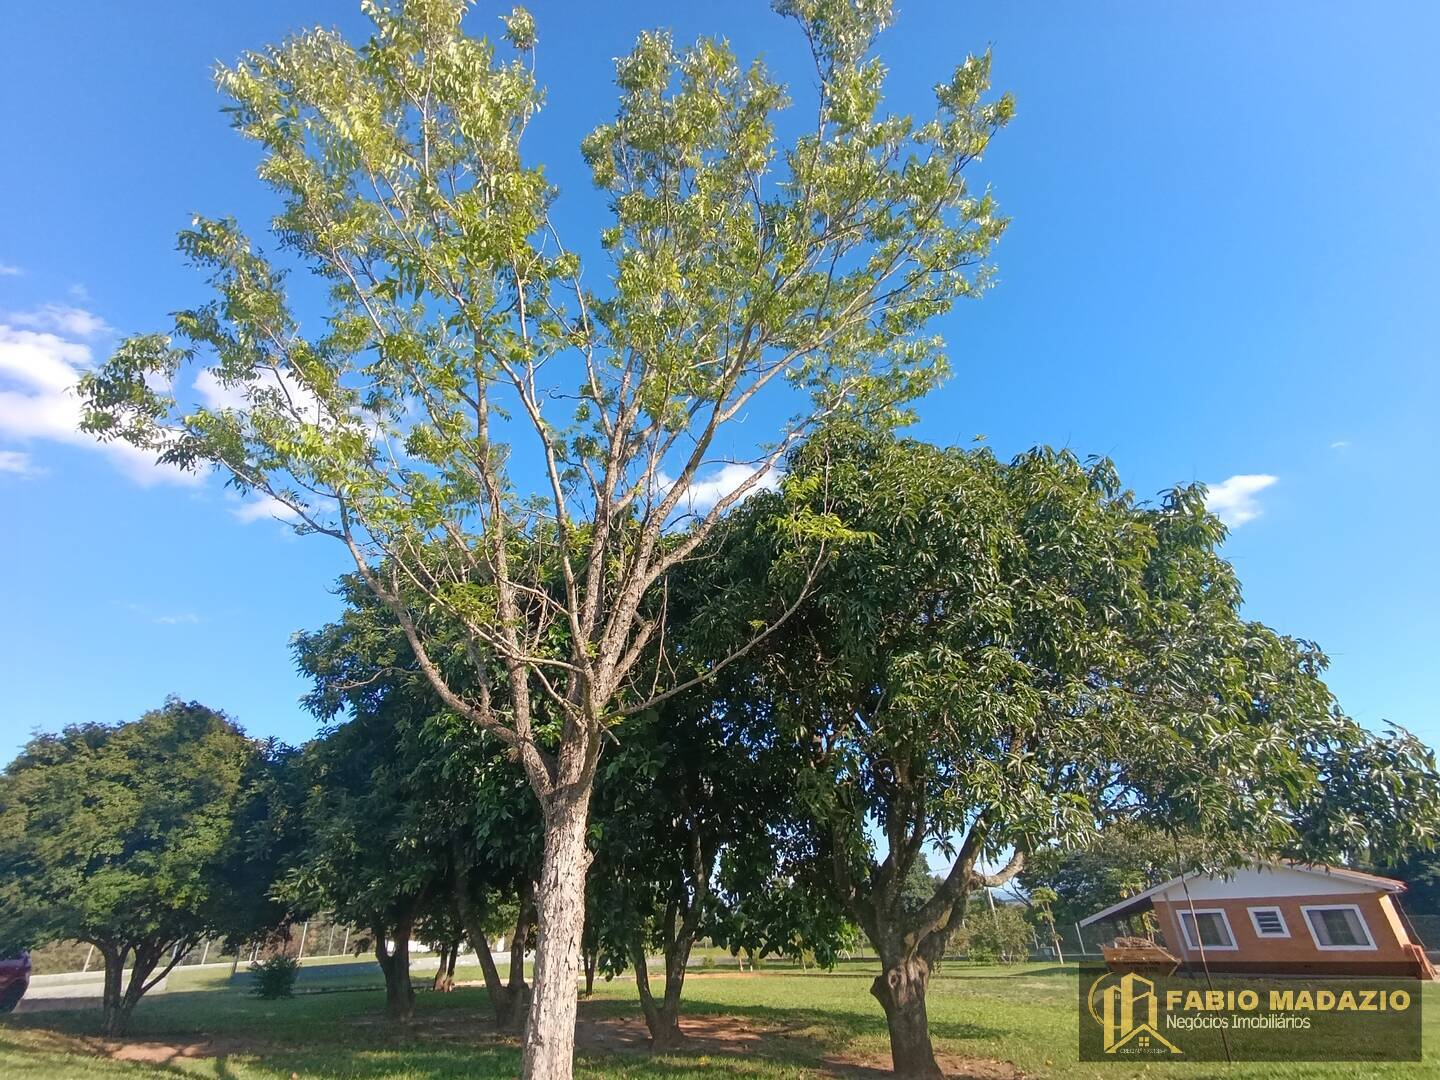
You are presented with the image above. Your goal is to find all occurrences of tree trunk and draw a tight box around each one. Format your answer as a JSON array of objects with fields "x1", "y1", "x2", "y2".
[
  {"x1": 871, "y1": 955, "x2": 942, "y2": 1079},
  {"x1": 630, "y1": 936, "x2": 688, "y2": 1050},
  {"x1": 657, "y1": 934, "x2": 694, "y2": 1050},
  {"x1": 582, "y1": 945, "x2": 597, "y2": 998},
  {"x1": 375, "y1": 914, "x2": 416, "y2": 1022},
  {"x1": 453, "y1": 874, "x2": 518, "y2": 1026},
  {"x1": 99, "y1": 944, "x2": 126, "y2": 1037},
  {"x1": 432, "y1": 945, "x2": 454, "y2": 992},
  {"x1": 98, "y1": 940, "x2": 188, "y2": 1037},
  {"x1": 469, "y1": 922, "x2": 513, "y2": 1026},
  {"x1": 117, "y1": 948, "x2": 161, "y2": 1033},
  {"x1": 499, "y1": 887, "x2": 535, "y2": 1032},
  {"x1": 521, "y1": 790, "x2": 592, "y2": 1080}
]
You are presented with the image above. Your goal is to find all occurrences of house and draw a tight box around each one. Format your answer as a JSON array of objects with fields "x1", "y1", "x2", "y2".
[{"x1": 1079, "y1": 860, "x2": 1437, "y2": 980}]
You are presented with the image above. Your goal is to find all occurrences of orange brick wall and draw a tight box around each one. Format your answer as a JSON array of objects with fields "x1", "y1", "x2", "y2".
[{"x1": 1153, "y1": 891, "x2": 1416, "y2": 971}]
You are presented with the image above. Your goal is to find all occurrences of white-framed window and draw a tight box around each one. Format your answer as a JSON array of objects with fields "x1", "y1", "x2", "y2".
[
  {"x1": 1301, "y1": 905, "x2": 1377, "y2": 951},
  {"x1": 1247, "y1": 906, "x2": 1290, "y2": 939},
  {"x1": 1176, "y1": 908, "x2": 1238, "y2": 951}
]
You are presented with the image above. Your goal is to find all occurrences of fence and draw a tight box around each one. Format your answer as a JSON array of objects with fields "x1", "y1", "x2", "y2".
[{"x1": 26, "y1": 914, "x2": 372, "y2": 977}]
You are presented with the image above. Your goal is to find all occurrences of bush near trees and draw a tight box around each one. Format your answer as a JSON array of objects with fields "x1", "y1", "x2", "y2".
[
  {"x1": 250, "y1": 954, "x2": 300, "y2": 999},
  {"x1": 0, "y1": 700, "x2": 293, "y2": 1034},
  {"x1": 951, "y1": 902, "x2": 1033, "y2": 966}
]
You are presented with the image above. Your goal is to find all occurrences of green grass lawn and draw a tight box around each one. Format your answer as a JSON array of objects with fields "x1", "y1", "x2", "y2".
[{"x1": 2, "y1": 960, "x2": 1436, "y2": 1079}]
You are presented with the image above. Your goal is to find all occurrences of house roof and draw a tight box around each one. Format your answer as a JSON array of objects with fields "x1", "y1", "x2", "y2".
[{"x1": 1078, "y1": 860, "x2": 1407, "y2": 928}]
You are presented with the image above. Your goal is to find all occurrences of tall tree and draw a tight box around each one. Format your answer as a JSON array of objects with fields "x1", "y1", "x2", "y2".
[
  {"x1": 704, "y1": 433, "x2": 1439, "y2": 1077},
  {"x1": 0, "y1": 700, "x2": 286, "y2": 1035},
  {"x1": 78, "y1": 2, "x2": 1009, "y2": 1073}
]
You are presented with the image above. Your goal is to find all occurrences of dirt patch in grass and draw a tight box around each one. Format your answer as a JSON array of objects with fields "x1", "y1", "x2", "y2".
[
  {"x1": 571, "y1": 1009, "x2": 1026, "y2": 1080},
  {"x1": 52, "y1": 1001, "x2": 1023, "y2": 1080},
  {"x1": 576, "y1": 1011, "x2": 766, "y2": 1053},
  {"x1": 13, "y1": 1031, "x2": 276, "y2": 1067},
  {"x1": 102, "y1": 1037, "x2": 258, "y2": 1064},
  {"x1": 821, "y1": 1047, "x2": 1027, "y2": 1080}
]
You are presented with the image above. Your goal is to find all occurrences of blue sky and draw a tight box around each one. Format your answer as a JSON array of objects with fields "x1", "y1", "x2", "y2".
[{"x1": 1, "y1": 1, "x2": 1436, "y2": 762}]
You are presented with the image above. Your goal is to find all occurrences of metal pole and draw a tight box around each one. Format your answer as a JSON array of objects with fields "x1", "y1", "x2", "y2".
[
  {"x1": 341, "y1": 925, "x2": 351, "y2": 955},
  {"x1": 327, "y1": 921, "x2": 337, "y2": 957},
  {"x1": 200, "y1": 939, "x2": 210, "y2": 966},
  {"x1": 82, "y1": 944, "x2": 95, "y2": 972},
  {"x1": 297, "y1": 921, "x2": 309, "y2": 961}
]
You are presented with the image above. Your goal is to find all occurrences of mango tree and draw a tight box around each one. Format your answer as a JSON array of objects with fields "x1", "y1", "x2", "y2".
[
  {"x1": 703, "y1": 433, "x2": 1439, "y2": 1077},
  {"x1": 293, "y1": 576, "x2": 541, "y2": 1026}
]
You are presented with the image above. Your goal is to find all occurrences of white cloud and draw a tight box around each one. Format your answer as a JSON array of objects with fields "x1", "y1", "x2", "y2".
[
  {"x1": 1204, "y1": 473, "x2": 1277, "y2": 527},
  {"x1": 193, "y1": 366, "x2": 323, "y2": 424},
  {"x1": 0, "y1": 263, "x2": 21, "y2": 277},
  {"x1": 659, "y1": 461, "x2": 782, "y2": 515},
  {"x1": 1330, "y1": 439, "x2": 1351, "y2": 450},
  {"x1": 0, "y1": 449, "x2": 37, "y2": 475},
  {"x1": 230, "y1": 492, "x2": 301, "y2": 525},
  {"x1": 8, "y1": 304, "x2": 111, "y2": 338},
  {"x1": 0, "y1": 320, "x2": 200, "y2": 487}
]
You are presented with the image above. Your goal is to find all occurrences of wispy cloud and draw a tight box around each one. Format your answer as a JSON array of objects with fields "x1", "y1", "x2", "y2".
[
  {"x1": 8, "y1": 304, "x2": 111, "y2": 338},
  {"x1": 0, "y1": 263, "x2": 22, "y2": 277},
  {"x1": 153, "y1": 612, "x2": 202, "y2": 625},
  {"x1": 1205, "y1": 474, "x2": 1277, "y2": 527},
  {"x1": 1330, "y1": 439, "x2": 1351, "y2": 450},
  {"x1": 229, "y1": 492, "x2": 301, "y2": 525},
  {"x1": 0, "y1": 449, "x2": 38, "y2": 476},
  {"x1": 126, "y1": 602, "x2": 203, "y2": 626},
  {"x1": 0, "y1": 318, "x2": 199, "y2": 487}
]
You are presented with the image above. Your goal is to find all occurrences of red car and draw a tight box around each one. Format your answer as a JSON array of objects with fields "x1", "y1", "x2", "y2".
[{"x1": 0, "y1": 953, "x2": 30, "y2": 1013}]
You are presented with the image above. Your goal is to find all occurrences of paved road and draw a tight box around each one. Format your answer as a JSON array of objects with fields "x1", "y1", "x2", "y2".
[{"x1": 9, "y1": 951, "x2": 519, "y2": 1014}]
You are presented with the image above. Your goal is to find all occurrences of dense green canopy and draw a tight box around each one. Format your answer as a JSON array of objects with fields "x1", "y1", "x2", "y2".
[
  {"x1": 691, "y1": 431, "x2": 1440, "y2": 1076},
  {"x1": 0, "y1": 699, "x2": 289, "y2": 1034}
]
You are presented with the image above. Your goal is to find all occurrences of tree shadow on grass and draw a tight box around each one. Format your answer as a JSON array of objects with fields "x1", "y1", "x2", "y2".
[{"x1": 5, "y1": 980, "x2": 1025, "y2": 1080}]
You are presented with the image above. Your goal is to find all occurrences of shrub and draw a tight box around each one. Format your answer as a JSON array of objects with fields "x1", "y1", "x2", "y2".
[
  {"x1": 963, "y1": 904, "x2": 1034, "y2": 965},
  {"x1": 249, "y1": 954, "x2": 300, "y2": 999}
]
